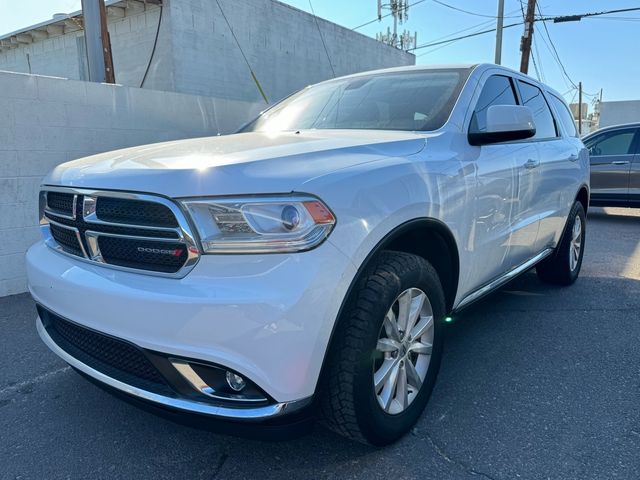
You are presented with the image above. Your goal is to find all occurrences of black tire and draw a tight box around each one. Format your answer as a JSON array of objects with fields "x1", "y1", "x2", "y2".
[
  {"x1": 536, "y1": 201, "x2": 586, "y2": 285},
  {"x1": 318, "y1": 251, "x2": 446, "y2": 445}
]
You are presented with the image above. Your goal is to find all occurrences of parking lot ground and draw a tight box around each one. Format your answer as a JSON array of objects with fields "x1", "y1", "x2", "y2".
[{"x1": 1, "y1": 207, "x2": 639, "y2": 480}]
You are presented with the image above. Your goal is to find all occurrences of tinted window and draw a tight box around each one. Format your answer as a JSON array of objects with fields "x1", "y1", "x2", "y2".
[
  {"x1": 470, "y1": 75, "x2": 518, "y2": 133},
  {"x1": 549, "y1": 94, "x2": 578, "y2": 137},
  {"x1": 584, "y1": 130, "x2": 636, "y2": 156},
  {"x1": 517, "y1": 80, "x2": 557, "y2": 139},
  {"x1": 242, "y1": 69, "x2": 470, "y2": 133}
]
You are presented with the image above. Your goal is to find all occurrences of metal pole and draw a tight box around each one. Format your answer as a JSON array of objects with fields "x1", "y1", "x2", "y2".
[
  {"x1": 578, "y1": 81, "x2": 583, "y2": 135},
  {"x1": 494, "y1": 0, "x2": 504, "y2": 64},
  {"x1": 393, "y1": 9, "x2": 398, "y2": 47},
  {"x1": 519, "y1": 0, "x2": 536, "y2": 74},
  {"x1": 81, "y1": 0, "x2": 114, "y2": 83}
]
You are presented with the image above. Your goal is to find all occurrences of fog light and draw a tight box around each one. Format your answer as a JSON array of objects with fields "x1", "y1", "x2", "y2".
[{"x1": 226, "y1": 371, "x2": 246, "y2": 392}]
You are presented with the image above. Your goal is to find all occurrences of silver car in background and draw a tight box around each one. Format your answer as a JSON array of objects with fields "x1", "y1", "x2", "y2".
[{"x1": 583, "y1": 123, "x2": 640, "y2": 207}]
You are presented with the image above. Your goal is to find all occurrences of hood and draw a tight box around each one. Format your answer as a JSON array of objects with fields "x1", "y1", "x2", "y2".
[{"x1": 44, "y1": 130, "x2": 426, "y2": 197}]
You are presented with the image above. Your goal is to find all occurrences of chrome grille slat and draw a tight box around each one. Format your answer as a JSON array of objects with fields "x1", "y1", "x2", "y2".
[{"x1": 39, "y1": 187, "x2": 199, "y2": 278}]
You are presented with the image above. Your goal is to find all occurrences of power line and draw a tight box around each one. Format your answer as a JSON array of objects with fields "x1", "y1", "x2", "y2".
[
  {"x1": 410, "y1": 21, "x2": 522, "y2": 50},
  {"x1": 432, "y1": 0, "x2": 521, "y2": 19},
  {"x1": 547, "y1": 6, "x2": 640, "y2": 22},
  {"x1": 535, "y1": 3, "x2": 577, "y2": 89},
  {"x1": 416, "y1": 6, "x2": 523, "y2": 57},
  {"x1": 140, "y1": 4, "x2": 163, "y2": 88},
  {"x1": 409, "y1": 6, "x2": 640, "y2": 51},
  {"x1": 308, "y1": 0, "x2": 336, "y2": 77},
  {"x1": 214, "y1": 0, "x2": 269, "y2": 104}
]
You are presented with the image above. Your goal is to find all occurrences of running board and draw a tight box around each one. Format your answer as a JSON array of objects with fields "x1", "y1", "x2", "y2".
[{"x1": 453, "y1": 248, "x2": 554, "y2": 313}]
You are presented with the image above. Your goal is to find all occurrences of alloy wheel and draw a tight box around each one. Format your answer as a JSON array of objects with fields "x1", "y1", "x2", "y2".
[
  {"x1": 373, "y1": 288, "x2": 434, "y2": 415},
  {"x1": 569, "y1": 216, "x2": 583, "y2": 271}
]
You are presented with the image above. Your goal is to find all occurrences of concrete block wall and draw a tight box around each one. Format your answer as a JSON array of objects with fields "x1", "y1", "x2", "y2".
[
  {"x1": 170, "y1": 0, "x2": 416, "y2": 103},
  {"x1": 0, "y1": 70, "x2": 261, "y2": 297}
]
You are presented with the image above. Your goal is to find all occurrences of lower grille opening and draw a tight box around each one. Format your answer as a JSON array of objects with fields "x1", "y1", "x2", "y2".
[{"x1": 38, "y1": 306, "x2": 174, "y2": 396}]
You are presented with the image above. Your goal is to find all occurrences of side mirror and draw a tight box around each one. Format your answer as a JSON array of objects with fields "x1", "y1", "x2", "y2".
[{"x1": 468, "y1": 105, "x2": 536, "y2": 146}]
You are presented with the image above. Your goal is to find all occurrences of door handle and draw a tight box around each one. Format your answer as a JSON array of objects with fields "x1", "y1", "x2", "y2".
[
  {"x1": 568, "y1": 154, "x2": 579, "y2": 162},
  {"x1": 524, "y1": 159, "x2": 539, "y2": 169},
  {"x1": 611, "y1": 160, "x2": 630, "y2": 165}
]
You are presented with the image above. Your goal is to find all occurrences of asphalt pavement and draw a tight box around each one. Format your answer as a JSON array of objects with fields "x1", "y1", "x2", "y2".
[{"x1": 1, "y1": 207, "x2": 639, "y2": 480}]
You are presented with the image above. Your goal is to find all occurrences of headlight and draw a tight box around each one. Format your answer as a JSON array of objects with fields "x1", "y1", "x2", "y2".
[{"x1": 181, "y1": 195, "x2": 336, "y2": 253}]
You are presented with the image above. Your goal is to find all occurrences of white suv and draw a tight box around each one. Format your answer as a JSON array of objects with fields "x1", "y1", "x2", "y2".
[{"x1": 27, "y1": 64, "x2": 589, "y2": 445}]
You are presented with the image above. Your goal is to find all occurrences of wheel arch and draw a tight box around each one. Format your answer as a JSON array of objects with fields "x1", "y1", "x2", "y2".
[
  {"x1": 576, "y1": 184, "x2": 589, "y2": 213},
  {"x1": 314, "y1": 218, "x2": 460, "y2": 399}
]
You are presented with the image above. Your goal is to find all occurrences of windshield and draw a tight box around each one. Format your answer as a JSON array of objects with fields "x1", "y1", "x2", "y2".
[{"x1": 241, "y1": 68, "x2": 470, "y2": 133}]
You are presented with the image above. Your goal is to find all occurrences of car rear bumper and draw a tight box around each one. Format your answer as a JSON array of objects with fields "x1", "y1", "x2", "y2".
[{"x1": 27, "y1": 239, "x2": 357, "y2": 416}]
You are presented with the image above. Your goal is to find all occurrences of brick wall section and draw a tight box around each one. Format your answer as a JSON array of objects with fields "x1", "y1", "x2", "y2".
[{"x1": 0, "y1": 70, "x2": 261, "y2": 297}]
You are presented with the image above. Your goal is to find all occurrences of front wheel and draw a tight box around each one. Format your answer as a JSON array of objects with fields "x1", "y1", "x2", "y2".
[
  {"x1": 319, "y1": 251, "x2": 446, "y2": 445},
  {"x1": 536, "y1": 201, "x2": 586, "y2": 285}
]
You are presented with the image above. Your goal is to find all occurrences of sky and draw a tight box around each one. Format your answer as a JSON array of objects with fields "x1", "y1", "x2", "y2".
[{"x1": 1, "y1": 0, "x2": 639, "y2": 105}]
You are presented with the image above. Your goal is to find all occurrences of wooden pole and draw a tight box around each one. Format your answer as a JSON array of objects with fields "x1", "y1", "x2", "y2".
[
  {"x1": 519, "y1": 0, "x2": 536, "y2": 74},
  {"x1": 578, "y1": 81, "x2": 583, "y2": 135},
  {"x1": 98, "y1": 0, "x2": 115, "y2": 83},
  {"x1": 494, "y1": 0, "x2": 505, "y2": 64}
]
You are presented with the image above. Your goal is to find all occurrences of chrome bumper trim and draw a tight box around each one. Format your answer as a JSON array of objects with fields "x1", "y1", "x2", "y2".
[{"x1": 36, "y1": 316, "x2": 311, "y2": 421}]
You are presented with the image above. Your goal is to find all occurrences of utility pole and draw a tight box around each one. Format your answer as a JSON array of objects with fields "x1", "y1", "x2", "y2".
[
  {"x1": 519, "y1": 0, "x2": 536, "y2": 74},
  {"x1": 99, "y1": 0, "x2": 115, "y2": 83},
  {"x1": 578, "y1": 81, "x2": 583, "y2": 135},
  {"x1": 81, "y1": 0, "x2": 115, "y2": 83},
  {"x1": 494, "y1": 0, "x2": 504, "y2": 64}
]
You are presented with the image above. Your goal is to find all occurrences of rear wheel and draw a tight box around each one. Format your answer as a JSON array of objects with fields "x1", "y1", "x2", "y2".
[
  {"x1": 319, "y1": 251, "x2": 445, "y2": 445},
  {"x1": 536, "y1": 201, "x2": 586, "y2": 285}
]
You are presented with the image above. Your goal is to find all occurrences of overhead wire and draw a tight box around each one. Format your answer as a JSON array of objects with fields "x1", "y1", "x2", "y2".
[
  {"x1": 431, "y1": 0, "x2": 521, "y2": 19},
  {"x1": 308, "y1": 0, "x2": 336, "y2": 77},
  {"x1": 214, "y1": 0, "x2": 269, "y2": 104},
  {"x1": 140, "y1": 4, "x2": 163, "y2": 88},
  {"x1": 535, "y1": 3, "x2": 579, "y2": 91},
  {"x1": 416, "y1": 6, "x2": 523, "y2": 57},
  {"x1": 409, "y1": 6, "x2": 640, "y2": 52}
]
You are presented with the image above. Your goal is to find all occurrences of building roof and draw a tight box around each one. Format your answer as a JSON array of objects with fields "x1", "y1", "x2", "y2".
[{"x1": 0, "y1": 0, "x2": 160, "y2": 49}]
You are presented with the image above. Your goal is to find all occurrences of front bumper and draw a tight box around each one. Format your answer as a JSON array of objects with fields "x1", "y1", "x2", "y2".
[
  {"x1": 36, "y1": 313, "x2": 310, "y2": 420},
  {"x1": 27, "y1": 239, "x2": 357, "y2": 417}
]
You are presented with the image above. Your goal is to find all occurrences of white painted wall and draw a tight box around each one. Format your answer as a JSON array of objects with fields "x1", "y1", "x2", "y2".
[
  {"x1": 0, "y1": 70, "x2": 261, "y2": 297},
  {"x1": 599, "y1": 100, "x2": 640, "y2": 128}
]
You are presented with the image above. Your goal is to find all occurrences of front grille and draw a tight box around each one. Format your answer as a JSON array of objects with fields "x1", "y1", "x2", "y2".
[
  {"x1": 49, "y1": 223, "x2": 83, "y2": 256},
  {"x1": 42, "y1": 189, "x2": 197, "y2": 275},
  {"x1": 39, "y1": 306, "x2": 173, "y2": 395},
  {"x1": 46, "y1": 191, "x2": 74, "y2": 216},
  {"x1": 98, "y1": 237, "x2": 188, "y2": 273},
  {"x1": 96, "y1": 197, "x2": 178, "y2": 228}
]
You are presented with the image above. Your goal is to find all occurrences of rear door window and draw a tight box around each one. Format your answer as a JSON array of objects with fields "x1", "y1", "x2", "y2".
[{"x1": 549, "y1": 94, "x2": 578, "y2": 137}]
